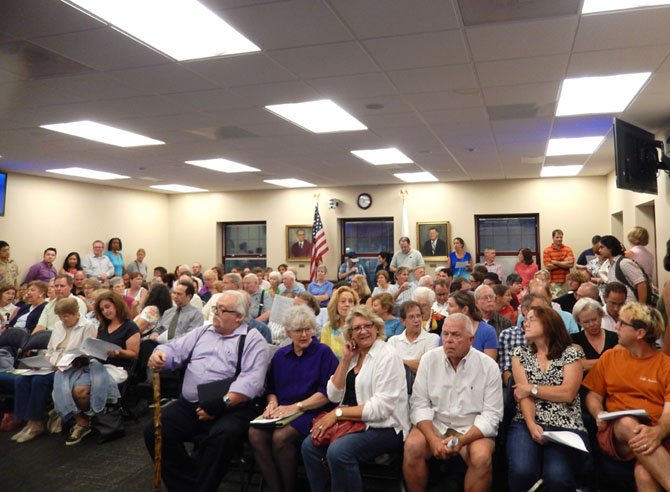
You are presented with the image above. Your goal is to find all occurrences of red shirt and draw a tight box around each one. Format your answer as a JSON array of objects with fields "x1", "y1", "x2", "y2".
[{"x1": 543, "y1": 244, "x2": 574, "y2": 283}]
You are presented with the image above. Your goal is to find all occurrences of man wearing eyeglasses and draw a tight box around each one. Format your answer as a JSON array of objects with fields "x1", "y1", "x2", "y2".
[
  {"x1": 151, "y1": 279, "x2": 204, "y2": 343},
  {"x1": 145, "y1": 290, "x2": 270, "y2": 492},
  {"x1": 475, "y1": 285, "x2": 512, "y2": 338},
  {"x1": 583, "y1": 302, "x2": 670, "y2": 491}
]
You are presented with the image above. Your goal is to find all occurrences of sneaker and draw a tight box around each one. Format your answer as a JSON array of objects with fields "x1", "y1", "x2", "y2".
[{"x1": 65, "y1": 423, "x2": 91, "y2": 446}]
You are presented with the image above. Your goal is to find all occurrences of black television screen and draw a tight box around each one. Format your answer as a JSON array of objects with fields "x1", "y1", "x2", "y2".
[
  {"x1": 0, "y1": 171, "x2": 5, "y2": 216},
  {"x1": 613, "y1": 118, "x2": 660, "y2": 195}
]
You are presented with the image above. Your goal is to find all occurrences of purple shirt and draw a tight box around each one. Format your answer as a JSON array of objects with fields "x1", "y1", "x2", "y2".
[
  {"x1": 267, "y1": 338, "x2": 339, "y2": 435},
  {"x1": 157, "y1": 323, "x2": 269, "y2": 403},
  {"x1": 23, "y1": 261, "x2": 57, "y2": 283}
]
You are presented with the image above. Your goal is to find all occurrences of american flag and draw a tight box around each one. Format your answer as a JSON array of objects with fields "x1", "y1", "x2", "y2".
[{"x1": 309, "y1": 204, "x2": 329, "y2": 281}]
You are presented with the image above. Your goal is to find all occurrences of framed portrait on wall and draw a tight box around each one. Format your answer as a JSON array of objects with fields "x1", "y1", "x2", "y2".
[
  {"x1": 416, "y1": 222, "x2": 450, "y2": 260},
  {"x1": 286, "y1": 225, "x2": 313, "y2": 261}
]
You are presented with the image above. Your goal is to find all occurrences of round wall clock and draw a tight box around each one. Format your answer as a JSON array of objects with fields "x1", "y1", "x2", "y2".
[{"x1": 357, "y1": 193, "x2": 372, "y2": 210}]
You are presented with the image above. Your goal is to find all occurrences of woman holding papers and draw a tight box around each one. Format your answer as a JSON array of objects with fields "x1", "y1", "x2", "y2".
[
  {"x1": 53, "y1": 291, "x2": 139, "y2": 445},
  {"x1": 301, "y1": 305, "x2": 409, "y2": 492},
  {"x1": 508, "y1": 305, "x2": 587, "y2": 492},
  {"x1": 12, "y1": 297, "x2": 96, "y2": 443},
  {"x1": 249, "y1": 305, "x2": 338, "y2": 492}
]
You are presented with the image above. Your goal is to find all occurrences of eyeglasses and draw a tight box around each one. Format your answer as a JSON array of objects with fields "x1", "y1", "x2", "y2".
[
  {"x1": 291, "y1": 327, "x2": 313, "y2": 335},
  {"x1": 214, "y1": 306, "x2": 237, "y2": 315},
  {"x1": 351, "y1": 322, "x2": 375, "y2": 333},
  {"x1": 478, "y1": 295, "x2": 496, "y2": 301},
  {"x1": 616, "y1": 319, "x2": 637, "y2": 329}
]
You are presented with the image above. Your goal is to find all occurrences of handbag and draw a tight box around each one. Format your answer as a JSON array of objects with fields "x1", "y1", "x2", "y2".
[
  {"x1": 92, "y1": 405, "x2": 125, "y2": 444},
  {"x1": 196, "y1": 335, "x2": 246, "y2": 416},
  {"x1": 311, "y1": 410, "x2": 366, "y2": 447},
  {"x1": 46, "y1": 409, "x2": 62, "y2": 434}
]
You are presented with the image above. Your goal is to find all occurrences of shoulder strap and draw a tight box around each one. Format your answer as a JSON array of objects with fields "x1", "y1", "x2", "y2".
[
  {"x1": 183, "y1": 325, "x2": 208, "y2": 366},
  {"x1": 234, "y1": 334, "x2": 247, "y2": 378},
  {"x1": 257, "y1": 291, "x2": 265, "y2": 318},
  {"x1": 613, "y1": 257, "x2": 632, "y2": 291}
]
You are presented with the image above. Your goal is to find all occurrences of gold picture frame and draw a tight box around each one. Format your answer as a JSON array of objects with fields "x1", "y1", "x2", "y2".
[
  {"x1": 416, "y1": 221, "x2": 450, "y2": 260},
  {"x1": 286, "y1": 224, "x2": 313, "y2": 261}
]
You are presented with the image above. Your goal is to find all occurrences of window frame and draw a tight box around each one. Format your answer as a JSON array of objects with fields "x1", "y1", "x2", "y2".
[{"x1": 474, "y1": 213, "x2": 540, "y2": 267}]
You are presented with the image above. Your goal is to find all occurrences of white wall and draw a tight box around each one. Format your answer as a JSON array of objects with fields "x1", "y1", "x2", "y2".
[
  {"x1": 0, "y1": 173, "x2": 170, "y2": 278},
  {"x1": 167, "y1": 176, "x2": 609, "y2": 280}
]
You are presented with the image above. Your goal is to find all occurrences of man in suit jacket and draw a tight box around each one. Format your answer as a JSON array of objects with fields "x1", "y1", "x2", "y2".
[
  {"x1": 290, "y1": 229, "x2": 313, "y2": 258},
  {"x1": 421, "y1": 227, "x2": 446, "y2": 256}
]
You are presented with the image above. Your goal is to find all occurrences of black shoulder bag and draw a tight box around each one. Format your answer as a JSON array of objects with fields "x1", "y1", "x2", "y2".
[{"x1": 196, "y1": 334, "x2": 246, "y2": 416}]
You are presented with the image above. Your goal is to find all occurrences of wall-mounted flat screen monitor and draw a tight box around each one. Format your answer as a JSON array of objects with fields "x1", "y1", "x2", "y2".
[{"x1": 613, "y1": 118, "x2": 660, "y2": 195}]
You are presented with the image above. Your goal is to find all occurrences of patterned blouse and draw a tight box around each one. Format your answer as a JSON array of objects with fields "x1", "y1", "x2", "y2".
[{"x1": 512, "y1": 344, "x2": 585, "y2": 432}]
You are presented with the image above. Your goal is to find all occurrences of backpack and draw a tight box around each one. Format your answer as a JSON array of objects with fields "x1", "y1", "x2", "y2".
[{"x1": 613, "y1": 256, "x2": 659, "y2": 306}]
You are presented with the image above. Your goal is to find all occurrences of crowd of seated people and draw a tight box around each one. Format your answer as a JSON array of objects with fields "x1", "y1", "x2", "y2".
[{"x1": 0, "y1": 231, "x2": 670, "y2": 492}]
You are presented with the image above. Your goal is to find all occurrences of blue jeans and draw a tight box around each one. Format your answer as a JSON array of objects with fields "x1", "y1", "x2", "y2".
[
  {"x1": 14, "y1": 373, "x2": 55, "y2": 421},
  {"x1": 507, "y1": 421, "x2": 587, "y2": 492},
  {"x1": 52, "y1": 360, "x2": 120, "y2": 421},
  {"x1": 301, "y1": 427, "x2": 403, "y2": 492}
]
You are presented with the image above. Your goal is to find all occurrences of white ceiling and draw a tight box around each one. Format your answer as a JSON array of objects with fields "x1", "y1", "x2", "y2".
[{"x1": 1, "y1": 0, "x2": 670, "y2": 192}]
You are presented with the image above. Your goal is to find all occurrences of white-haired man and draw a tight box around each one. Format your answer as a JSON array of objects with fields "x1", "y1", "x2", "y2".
[{"x1": 404, "y1": 313, "x2": 503, "y2": 492}]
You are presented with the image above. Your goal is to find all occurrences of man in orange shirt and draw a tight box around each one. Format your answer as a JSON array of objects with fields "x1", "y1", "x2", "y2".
[
  {"x1": 583, "y1": 302, "x2": 670, "y2": 491},
  {"x1": 542, "y1": 229, "x2": 574, "y2": 297}
]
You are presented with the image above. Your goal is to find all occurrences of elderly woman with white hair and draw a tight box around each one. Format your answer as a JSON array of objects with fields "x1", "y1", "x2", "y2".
[
  {"x1": 411, "y1": 286, "x2": 441, "y2": 334},
  {"x1": 268, "y1": 271, "x2": 283, "y2": 299},
  {"x1": 571, "y1": 297, "x2": 618, "y2": 371},
  {"x1": 249, "y1": 304, "x2": 338, "y2": 492},
  {"x1": 302, "y1": 305, "x2": 409, "y2": 492}
]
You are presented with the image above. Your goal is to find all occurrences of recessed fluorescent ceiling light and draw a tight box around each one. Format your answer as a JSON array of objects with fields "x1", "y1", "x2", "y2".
[
  {"x1": 582, "y1": 0, "x2": 670, "y2": 14},
  {"x1": 546, "y1": 136, "x2": 605, "y2": 156},
  {"x1": 351, "y1": 148, "x2": 413, "y2": 165},
  {"x1": 541, "y1": 165, "x2": 584, "y2": 177},
  {"x1": 65, "y1": 0, "x2": 260, "y2": 61},
  {"x1": 263, "y1": 179, "x2": 316, "y2": 188},
  {"x1": 46, "y1": 167, "x2": 130, "y2": 180},
  {"x1": 265, "y1": 100, "x2": 367, "y2": 134},
  {"x1": 394, "y1": 172, "x2": 438, "y2": 183},
  {"x1": 41, "y1": 120, "x2": 164, "y2": 147},
  {"x1": 150, "y1": 184, "x2": 208, "y2": 193},
  {"x1": 556, "y1": 73, "x2": 651, "y2": 116},
  {"x1": 185, "y1": 158, "x2": 260, "y2": 173}
]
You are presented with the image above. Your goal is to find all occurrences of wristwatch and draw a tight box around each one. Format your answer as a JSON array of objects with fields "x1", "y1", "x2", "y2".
[
  {"x1": 530, "y1": 384, "x2": 539, "y2": 397},
  {"x1": 223, "y1": 395, "x2": 233, "y2": 409},
  {"x1": 335, "y1": 408, "x2": 344, "y2": 420},
  {"x1": 297, "y1": 401, "x2": 304, "y2": 411},
  {"x1": 447, "y1": 437, "x2": 459, "y2": 448}
]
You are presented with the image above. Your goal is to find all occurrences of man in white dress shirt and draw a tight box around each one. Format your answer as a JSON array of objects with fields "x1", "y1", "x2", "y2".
[{"x1": 403, "y1": 313, "x2": 503, "y2": 492}]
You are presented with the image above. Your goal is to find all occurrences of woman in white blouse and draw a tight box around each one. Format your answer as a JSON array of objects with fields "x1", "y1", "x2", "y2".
[{"x1": 301, "y1": 305, "x2": 409, "y2": 492}]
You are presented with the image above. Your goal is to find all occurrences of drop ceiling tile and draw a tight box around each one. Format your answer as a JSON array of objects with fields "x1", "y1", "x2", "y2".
[
  {"x1": 551, "y1": 115, "x2": 613, "y2": 138},
  {"x1": 33, "y1": 27, "x2": 169, "y2": 71},
  {"x1": 186, "y1": 53, "x2": 297, "y2": 88},
  {"x1": 403, "y1": 91, "x2": 484, "y2": 111},
  {"x1": 575, "y1": 8, "x2": 670, "y2": 52},
  {"x1": 220, "y1": 0, "x2": 352, "y2": 50},
  {"x1": 421, "y1": 107, "x2": 489, "y2": 128},
  {"x1": 567, "y1": 45, "x2": 670, "y2": 77},
  {"x1": 491, "y1": 117, "x2": 552, "y2": 144},
  {"x1": 108, "y1": 64, "x2": 219, "y2": 96},
  {"x1": 387, "y1": 65, "x2": 477, "y2": 93},
  {"x1": 482, "y1": 81, "x2": 559, "y2": 108},
  {"x1": 1, "y1": 0, "x2": 102, "y2": 38},
  {"x1": 636, "y1": 69, "x2": 670, "y2": 95},
  {"x1": 307, "y1": 73, "x2": 398, "y2": 99},
  {"x1": 466, "y1": 17, "x2": 577, "y2": 62},
  {"x1": 330, "y1": 0, "x2": 460, "y2": 38},
  {"x1": 269, "y1": 42, "x2": 378, "y2": 78},
  {"x1": 363, "y1": 30, "x2": 469, "y2": 71},
  {"x1": 476, "y1": 54, "x2": 569, "y2": 87}
]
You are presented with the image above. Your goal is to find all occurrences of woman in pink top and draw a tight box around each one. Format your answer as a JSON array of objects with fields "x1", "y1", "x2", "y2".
[
  {"x1": 514, "y1": 248, "x2": 539, "y2": 288},
  {"x1": 626, "y1": 226, "x2": 654, "y2": 278}
]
